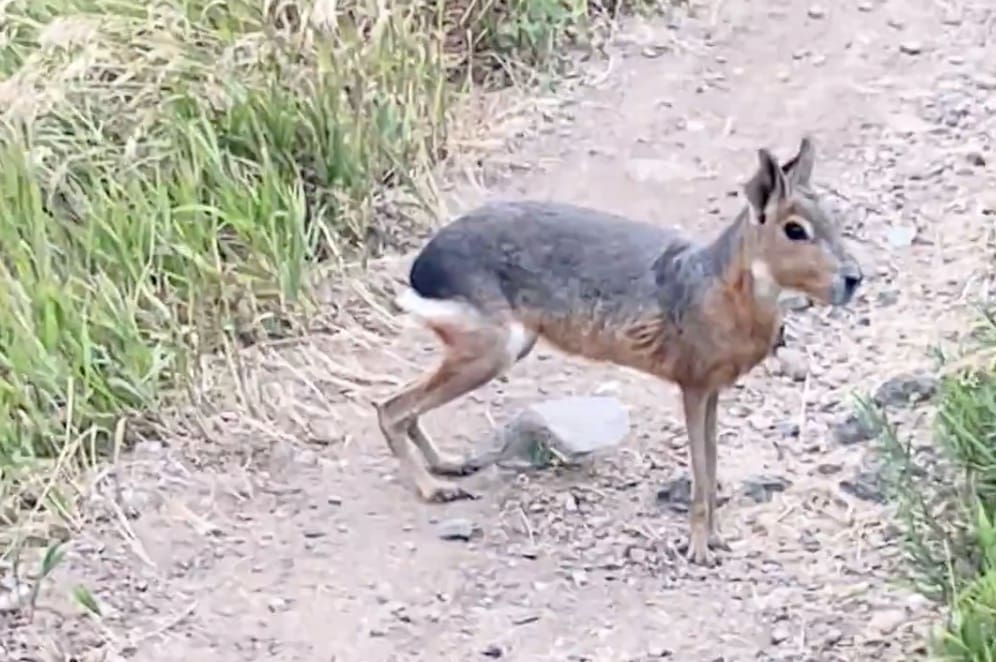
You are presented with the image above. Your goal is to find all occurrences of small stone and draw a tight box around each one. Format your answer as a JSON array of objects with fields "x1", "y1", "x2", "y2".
[
  {"x1": 134, "y1": 440, "x2": 164, "y2": 455},
  {"x1": 748, "y1": 412, "x2": 774, "y2": 431},
  {"x1": 885, "y1": 225, "x2": 917, "y2": 248},
  {"x1": 657, "y1": 476, "x2": 691, "y2": 513},
  {"x1": 800, "y1": 530, "x2": 821, "y2": 552},
  {"x1": 857, "y1": 1, "x2": 873, "y2": 11},
  {"x1": 771, "y1": 624, "x2": 791, "y2": 644},
  {"x1": 776, "y1": 420, "x2": 800, "y2": 438},
  {"x1": 742, "y1": 475, "x2": 792, "y2": 504},
  {"x1": 976, "y1": 75, "x2": 996, "y2": 91},
  {"x1": 437, "y1": 518, "x2": 478, "y2": 541},
  {"x1": 0, "y1": 583, "x2": 30, "y2": 613},
  {"x1": 482, "y1": 644, "x2": 504, "y2": 658},
  {"x1": 840, "y1": 471, "x2": 885, "y2": 504},
  {"x1": 906, "y1": 593, "x2": 931, "y2": 611},
  {"x1": 869, "y1": 608, "x2": 906, "y2": 634},
  {"x1": 873, "y1": 372, "x2": 939, "y2": 407},
  {"x1": 775, "y1": 347, "x2": 809, "y2": 382},
  {"x1": 807, "y1": 5, "x2": 826, "y2": 19},
  {"x1": 832, "y1": 413, "x2": 881, "y2": 445},
  {"x1": 876, "y1": 290, "x2": 900, "y2": 307},
  {"x1": 966, "y1": 151, "x2": 986, "y2": 167},
  {"x1": 816, "y1": 463, "x2": 841, "y2": 475},
  {"x1": 899, "y1": 41, "x2": 923, "y2": 55},
  {"x1": 267, "y1": 597, "x2": 289, "y2": 612},
  {"x1": 295, "y1": 449, "x2": 317, "y2": 465},
  {"x1": 469, "y1": 396, "x2": 630, "y2": 470}
]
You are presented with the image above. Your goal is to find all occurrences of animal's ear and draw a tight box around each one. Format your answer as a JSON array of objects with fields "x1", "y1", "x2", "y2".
[
  {"x1": 781, "y1": 136, "x2": 815, "y2": 187},
  {"x1": 744, "y1": 147, "x2": 788, "y2": 224}
]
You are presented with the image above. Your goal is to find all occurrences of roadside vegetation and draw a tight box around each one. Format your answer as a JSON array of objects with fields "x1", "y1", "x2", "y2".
[
  {"x1": 0, "y1": 0, "x2": 672, "y2": 548},
  {"x1": 876, "y1": 315, "x2": 996, "y2": 660}
]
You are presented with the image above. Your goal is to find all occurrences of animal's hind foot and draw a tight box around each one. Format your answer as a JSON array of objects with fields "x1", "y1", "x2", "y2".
[
  {"x1": 418, "y1": 478, "x2": 479, "y2": 503},
  {"x1": 428, "y1": 451, "x2": 487, "y2": 477},
  {"x1": 707, "y1": 531, "x2": 732, "y2": 552}
]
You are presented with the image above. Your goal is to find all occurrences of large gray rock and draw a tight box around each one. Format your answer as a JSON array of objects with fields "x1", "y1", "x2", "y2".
[{"x1": 469, "y1": 396, "x2": 630, "y2": 470}]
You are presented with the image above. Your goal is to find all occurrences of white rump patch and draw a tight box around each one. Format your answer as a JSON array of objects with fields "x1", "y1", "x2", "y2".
[
  {"x1": 396, "y1": 288, "x2": 535, "y2": 363},
  {"x1": 504, "y1": 321, "x2": 534, "y2": 362},
  {"x1": 395, "y1": 288, "x2": 482, "y2": 328}
]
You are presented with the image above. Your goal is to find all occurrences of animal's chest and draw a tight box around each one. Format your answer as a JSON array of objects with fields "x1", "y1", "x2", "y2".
[{"x1": 705, "y1": 307, "x2": 783, "y2": 386}]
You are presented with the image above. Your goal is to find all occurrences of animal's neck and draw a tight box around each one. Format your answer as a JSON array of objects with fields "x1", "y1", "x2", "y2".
[{"x1": 701, "y1": 207, "x2": 781, "y2": 307}]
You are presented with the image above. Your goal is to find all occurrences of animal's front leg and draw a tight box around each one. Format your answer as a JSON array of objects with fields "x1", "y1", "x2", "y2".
[
  {"x1": 679, "y1": 386, "x2": 716, "y2": 566},
  {"x1": 704, "y1": 390, "x2": 730, "y2": 552}
]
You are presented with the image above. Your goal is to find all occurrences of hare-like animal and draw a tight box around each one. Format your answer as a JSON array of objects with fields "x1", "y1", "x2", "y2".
[{"x1": 375, "y1": 137, "x2": 862, "y2": 565}]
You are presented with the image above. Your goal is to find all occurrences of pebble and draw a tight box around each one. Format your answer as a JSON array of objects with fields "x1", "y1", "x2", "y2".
[
  {"x1": 742, "y1": 475, "x2": 792, "y2": 504},
  {"x1": 775, "y1": 347, "x2": 809, "y2": 382},
  {"x1": 873, "y1": 372, "x2": 939, "y2": 407},
  {"x1": 807, "y1": 5, "x2": 826, "y2": 20},
  {"x1": 832, "y1": 413, "x2": 881, "y2": 445},
  {"x1": 975, "y1": 75, "x2": 996, "y2": 91},
  {"x1": 885, "y1": 225, "x2": 917, "y2": 248},
  {"x1": 900, "y1": 41, "x2": 924, "y2": 55},
  {"x1": 839, "y1": 471, "x2": 885, "y2": 504},
  {"x1": 0, "y1": 584, "x2": 30, "y2": 613},
  {"x1": 876, "y1": 290, "x2": 900, "y2": 307},
  {"x1": 469, "y1": 396, "x2": 630, "y2": 470},
  {"x1": 770, "y1": 624, "x2": 792, "y2": 644},
  {"x1": 267, "y1": 596, "x2": 289, "y2": 612},
  {"x1": 657, "y1": 476, "x2": 691, "y2": 512},
  {"x1": 437, "y1": 518, "x2": 478, "y2": 541},
  {"x1": 868, "y1": 608, "x2": 907, "y2": 634}
]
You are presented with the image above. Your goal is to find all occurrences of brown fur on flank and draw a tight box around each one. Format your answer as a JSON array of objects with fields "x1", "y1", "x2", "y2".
[{"x1": 374, "y1": 137, "x2": 863, "y2": 566}]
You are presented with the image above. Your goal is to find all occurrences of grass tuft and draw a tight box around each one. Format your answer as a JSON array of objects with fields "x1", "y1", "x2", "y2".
[
  {"x1": 878, "y1": 311, "x2": 996, "y2": 660},
  {"x1": 0, "y1": 0, "x2": 676, "y2": 554}
]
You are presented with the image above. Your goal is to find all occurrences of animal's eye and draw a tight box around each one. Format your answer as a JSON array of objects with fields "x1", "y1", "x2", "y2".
[{"x1": 784, "y1": 221, "x2": 809, "y2": 242}]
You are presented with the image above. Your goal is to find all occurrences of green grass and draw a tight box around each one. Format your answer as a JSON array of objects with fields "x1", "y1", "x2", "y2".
[
  {"x1": 0, "y1": 0, "x2": 674, "y2": 548},
  {"x1": 878, "y1": 314, "x2": 996, "y2": 660}
]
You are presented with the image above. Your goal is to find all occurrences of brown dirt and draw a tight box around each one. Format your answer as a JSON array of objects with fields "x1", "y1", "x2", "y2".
[{"x1": 5, "y1": 0, "x2": 995, "y2": 660}]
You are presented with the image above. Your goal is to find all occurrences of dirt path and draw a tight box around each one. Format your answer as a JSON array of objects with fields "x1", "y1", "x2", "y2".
[{"x1": 6, "y1": 0, "x2": 996, "y2": 660}]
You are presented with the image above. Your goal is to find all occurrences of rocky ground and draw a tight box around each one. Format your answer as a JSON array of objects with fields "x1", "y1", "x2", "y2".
[{"x1": 4, "y1": 0, "x2": 996, "y2": 660}]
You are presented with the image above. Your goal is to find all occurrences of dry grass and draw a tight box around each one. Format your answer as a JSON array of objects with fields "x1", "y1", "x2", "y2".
[{"x1": 0, "y1": 0, "x2": 679, "y2": 602}]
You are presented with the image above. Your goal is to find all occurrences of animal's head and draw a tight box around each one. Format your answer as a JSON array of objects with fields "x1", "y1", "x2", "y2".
[{"x1": 743, "y1": 137, "x2": 862, "y2": 306}]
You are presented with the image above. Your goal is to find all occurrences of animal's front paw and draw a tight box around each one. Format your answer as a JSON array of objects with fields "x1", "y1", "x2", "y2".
[
  {"x1": 681, "y1": 537, "x2": 718, "y2": 567},
  {"x1": 678, "y1": 526, "x2": 724, "y2": 567}
]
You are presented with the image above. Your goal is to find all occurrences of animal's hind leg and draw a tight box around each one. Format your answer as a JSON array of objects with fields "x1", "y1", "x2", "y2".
[
  {"x1": 408, "y1": 420, "x2": 480, "y2": 477},
  {"x1": 376, "y1": 323, "x2": 512, "y2": 500},
  {"x1": 374, "y1": 400, "x2": 468, "y2": 503},
  {"x1": 411, "y1": 321, "x2": 537, "y2": 477}
]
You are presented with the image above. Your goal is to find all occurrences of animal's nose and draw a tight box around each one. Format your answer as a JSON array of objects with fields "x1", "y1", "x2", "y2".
[{"x1": 843, "y1": 268, "x2": 863, "y2": 296}]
